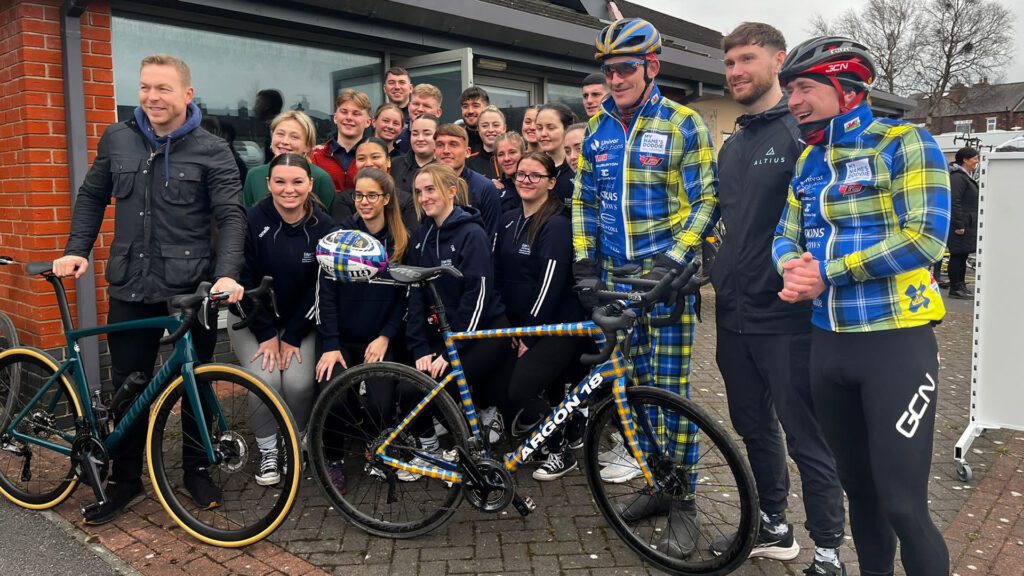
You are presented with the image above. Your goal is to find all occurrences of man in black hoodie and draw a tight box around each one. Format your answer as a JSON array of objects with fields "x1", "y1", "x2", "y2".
[{"x1": 710, "y1": 24, "x2": 846, "y2": 575}]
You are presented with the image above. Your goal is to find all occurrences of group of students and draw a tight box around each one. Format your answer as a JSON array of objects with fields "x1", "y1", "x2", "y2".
[{"x1": 232, "y1": 71, "x2": 614, "y2": 488}]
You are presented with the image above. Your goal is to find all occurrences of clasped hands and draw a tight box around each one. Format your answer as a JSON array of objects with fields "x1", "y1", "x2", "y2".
[{"x1": 778, "y1": 252, "x2": 826, "y2": 304}]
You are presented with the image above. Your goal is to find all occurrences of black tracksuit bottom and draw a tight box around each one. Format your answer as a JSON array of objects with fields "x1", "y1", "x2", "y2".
[
  {"x1": 107, "y1": 298, "x2": 218, "y2": 486},
  {"x1": 810, "y1": 325, "x2": 949, "y2": 576},
  {"x1": 716, "y1": 327, "x2": 846, "y2": 548}
]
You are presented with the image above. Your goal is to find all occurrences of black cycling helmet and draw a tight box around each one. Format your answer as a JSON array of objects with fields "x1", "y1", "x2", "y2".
[
  {"x1": 779, "y1": 36, "x2": 876, "y2": 114},
  {"x1": 594, "y1": 18, "x2": 662, "y2": 61}
]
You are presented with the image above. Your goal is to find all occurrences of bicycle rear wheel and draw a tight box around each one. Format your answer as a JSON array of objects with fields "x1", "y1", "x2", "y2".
[
  {"x1": 147, "y1": 364, "x2": 300, "y2": 547},
  {"x1": 583, "y1": 386, "x2": 757, "y2": 576},
  {"x1": 0, "y1": 348, "x2": 83, "y2": 509},
  {"x1": 307, "y1": 362, "x2": 470, "y2": 538},
  {"x1": 0, "y1": 312, "x2": 18, "y2": 352}
]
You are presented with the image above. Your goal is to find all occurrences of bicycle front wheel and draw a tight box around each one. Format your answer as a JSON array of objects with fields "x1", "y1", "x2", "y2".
[
  {"x1": 0, "y1": 348, "x2": 83, "y2": 509},
  {"x1": 147, "y1": 364, "x2": 300, "y2": 547},
  {"x1": 583, "y1": 386, "x2": 757, "y2": 576},
  {"x1": 307, "y1": 362, "x2": 470, "y2": 539}
]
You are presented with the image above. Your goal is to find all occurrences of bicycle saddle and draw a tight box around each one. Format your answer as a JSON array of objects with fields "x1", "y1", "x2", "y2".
[
  {"x1": 26, "y1": 261, "x2": 53, "y2": 275},
  {"x1": 388, "y1": 265, "x2": 463, "y2": 284}
]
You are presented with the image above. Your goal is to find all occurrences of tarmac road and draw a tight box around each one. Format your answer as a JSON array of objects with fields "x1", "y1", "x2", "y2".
[{"x1": 0, "y1": 499, "x2": 137, "y2": 576}]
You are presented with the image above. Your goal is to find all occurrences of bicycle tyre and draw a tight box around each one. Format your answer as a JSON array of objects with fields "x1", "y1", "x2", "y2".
[
  {"x1": 147, "y1": 364, "x2": 300, "y2": 547},
  {"x1": 583, "y1": 386, "x2": 758, "y2": 576},
  {"x1": 0, "y1": 347, "x2": 83, "y2": 509},
  {"x1": 307, "y1": 361, "x2": 470, "y2": 539},
  {"x1": 0, "y1": 312, "x2": 18, "y2": 352}
]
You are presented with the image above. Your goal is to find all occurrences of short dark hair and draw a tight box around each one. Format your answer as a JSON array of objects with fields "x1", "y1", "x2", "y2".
[
  {"x1": 385, "y1": 66, "x2": 410, "y2": 80},
  {"x1": 582, "y1": 72, "x2": 607, "y2": 88},
  {"x1": 460, "y1": 86, "x2": 490, "y2": 106},
  {"x1": 955, "y1": 147, "x2": 980, "y2": 164},
  {"x1": 722, "y1": 22, "x2": 786, "y2": 53},
  {"x1": 413, "y1": 113, "x2": 441, "y2": 130},
  {"x1": 435, "y1": 123, "x2": 469, "y2": 143}
]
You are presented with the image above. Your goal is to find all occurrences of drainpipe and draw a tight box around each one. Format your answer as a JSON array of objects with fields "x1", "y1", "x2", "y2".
[{"x1": 61, "y1": 0, "x2": 101, "y2": 393}]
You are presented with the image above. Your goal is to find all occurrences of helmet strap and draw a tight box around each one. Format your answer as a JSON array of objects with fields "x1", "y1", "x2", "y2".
[
  {"x1": 622, "y1": 60, "x2": 653, "y2": 117},
  {"x1": 829, "y1": 76, "x2": 866, "y2": 114}
]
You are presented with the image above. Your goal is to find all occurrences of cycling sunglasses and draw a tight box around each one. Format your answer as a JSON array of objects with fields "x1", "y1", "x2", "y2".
[{"x1": 601, "y1": 60, "x2": 644, "y2": 78}]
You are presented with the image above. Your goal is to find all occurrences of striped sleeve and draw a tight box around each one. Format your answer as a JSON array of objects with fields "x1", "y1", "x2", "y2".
[{"x1": 772, "y1": 183, "x2": 805, "y2": 275}]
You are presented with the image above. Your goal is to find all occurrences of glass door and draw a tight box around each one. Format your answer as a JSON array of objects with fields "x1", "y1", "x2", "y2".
[
  {"x1": 475, "y1": 75, "x2": 536, "y2": 132},
  {"x1": 394, "y1": 48, "x2": 473, "y2": 124}
]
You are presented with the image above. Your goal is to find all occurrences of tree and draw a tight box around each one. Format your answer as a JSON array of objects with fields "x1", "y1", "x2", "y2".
[
  {"x1": 915, "y1": 0, "x2": 1015, "y2": 127},
  {"x1": 808, "y1": 0, "x2": 923, "y2": 95}
]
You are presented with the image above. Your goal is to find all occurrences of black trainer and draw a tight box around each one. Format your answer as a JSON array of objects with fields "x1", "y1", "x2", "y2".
[
  {"x1": 531, "y1": 448, "x2": 577, "y2": 481},
  {"x1": 804, "y1": 558, "x2": 847, "y2": 575},
  {"x1": 184, "y1": 467, "x2": 222, "y2": 509},
  {"x1": 82, "y1": 480, "x2": 144, "y2": 525},
  {"x1": 710, "y1": 517, "x2": 800, "y2": 561}
]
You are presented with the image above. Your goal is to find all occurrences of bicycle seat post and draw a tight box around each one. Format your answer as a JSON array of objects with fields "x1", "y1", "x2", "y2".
[{"x1": 43, "y1": 274, "x2": 75, "y2": 334}]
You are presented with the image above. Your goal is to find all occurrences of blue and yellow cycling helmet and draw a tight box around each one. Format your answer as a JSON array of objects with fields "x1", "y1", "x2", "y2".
[{"x1": 594, "y1": 18, "x2": 662, "y2": 61}]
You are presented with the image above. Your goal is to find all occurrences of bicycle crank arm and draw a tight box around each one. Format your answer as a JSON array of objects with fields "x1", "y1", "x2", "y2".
[
  {"x1": 453, "y1": 446, "x2": 487, "y2": 487},
  {"x1": 19, "y1": 449, "x2": 32, "y2": 482}
]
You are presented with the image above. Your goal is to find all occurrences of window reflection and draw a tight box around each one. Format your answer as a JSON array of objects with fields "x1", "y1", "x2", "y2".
[{"x1": 112, "y1": 16, "x2": 382, "y2": 169}]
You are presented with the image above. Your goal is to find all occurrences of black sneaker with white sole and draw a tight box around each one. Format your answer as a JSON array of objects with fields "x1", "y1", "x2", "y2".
[
  {"x1": 531, "y1": 449, "x2": 577, "y2": 481},
  {"x1": 710, "y1": 520, "x2": 799, "y2": 561},
  {"x1": 803, "y1": 558, "x2": 847, "y2": 575},
  {"x1": 565, "y1": 413, "x2": 585, "y2": 450}
]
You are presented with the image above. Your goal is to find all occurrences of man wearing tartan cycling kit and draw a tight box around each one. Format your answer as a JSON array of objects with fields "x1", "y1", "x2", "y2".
[
  {"x1": 572, "y1": 18, "x2": 718, "y2": 560},
  {"x1": 773, "y1": 36, "x2": 950, "y2": 576}
]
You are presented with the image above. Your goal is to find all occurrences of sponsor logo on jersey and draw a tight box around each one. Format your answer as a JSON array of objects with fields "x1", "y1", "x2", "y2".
[
  {"x1": 518, "y1": 243, "x2": 531, "y2": 256},
  {"x1": 259, "y1": 226, "x2": 270, "y2": 238},
  {"x1": 839, "y1": 183, "x2": 864, "y2": 196},
  {"x1": 805, "y1": 227, "x2": 826, "y2": 238},
  {"x1": 302, "y1": 251, "x2": 315, "y2": 263},
  {"x1": 638, "y1": 132, "x2": 668, "y2": 155},
  {"x1": 843, "y1": 117, "x2": 861, "y2": 132},
  {"x1": 844, "y1": 158, "x2": 872, "y2": 182},
  {"x1": 638, "y1": 154, "x2": 662, "y2": 167},
  {"x1": 905, "y1": 283, "x2": 931, "y2": 313},
  {"x1": 595, "y1": 153, "x2": 609, "y2": 162}
]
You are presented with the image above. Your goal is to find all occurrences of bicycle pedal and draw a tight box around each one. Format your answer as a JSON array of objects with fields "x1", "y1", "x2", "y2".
[
  {"x1": 80, "y1": 501, "x2": 106, "y2": 516},
  {"x1": 511, "y1": 494, "x2": 536, "y2": 517}
]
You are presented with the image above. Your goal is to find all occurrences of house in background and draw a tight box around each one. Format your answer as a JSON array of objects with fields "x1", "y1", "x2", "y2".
[{"x1": 907, "y1": 80, "x2": 1024, "y2": 135}]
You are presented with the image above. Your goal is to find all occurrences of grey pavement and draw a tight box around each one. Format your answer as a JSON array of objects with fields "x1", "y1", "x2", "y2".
[{"x1": 0, "y1": 499, "x2": 138, "y2": 575}]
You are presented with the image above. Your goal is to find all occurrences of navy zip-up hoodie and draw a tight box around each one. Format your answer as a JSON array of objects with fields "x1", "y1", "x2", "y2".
[
  {"x1": 497, "y1": 175, "x2": 522, "y2": 214},
  {"x1": 459, "y1": 167, "x2": 502, "y2": 241},
  {"x1": 236, "y1": 198, "x2": 335, "y2": 345},
  {"x1": 495, "y1": 207, "x2": 583, "y2": 348},
  {"x1": 406, "y1": 206, "x2": 505, "y2": 359},
  {"x1": 315, "y1": 217, "x2": 407, "y2": 351},
  {"x1": 551, "y1": 161, "x2": 574, "y2": 209}
]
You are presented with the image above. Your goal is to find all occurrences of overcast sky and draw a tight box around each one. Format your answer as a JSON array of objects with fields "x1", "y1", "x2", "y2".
[{"x1": 633, "y1": 0, "x2": 1024, "y2": 84}]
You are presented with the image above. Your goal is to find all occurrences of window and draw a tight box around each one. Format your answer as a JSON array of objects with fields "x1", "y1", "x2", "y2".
[
  {"x1": 954, "y1": 119, "x2": 972, "y2": 133},
  {"x1": 112, "y1": 17, "x2": 382, "y2": 170},
  {"x1": 475, "y1": 75, "x2": 536, "y2": 134},
  {"x1": 545, "y1": 81, "x2": 586, "y2": 122},
  {"x1": 986, "y1": 117, "x2": 998, "y2": 131}
]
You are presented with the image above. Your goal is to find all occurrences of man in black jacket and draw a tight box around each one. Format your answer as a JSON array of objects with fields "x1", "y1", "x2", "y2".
[
  {"x1": 53, "y1": 53, "x2": 246, "y2": 524},
  {"x1": 710, "y1": 24, "x2": 846, "y2": 575}
]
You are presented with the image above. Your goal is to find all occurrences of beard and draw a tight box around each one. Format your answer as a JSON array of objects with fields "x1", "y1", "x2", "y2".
[{"x1": 732, "y1": 74, "x2": 775, "y2": 106}]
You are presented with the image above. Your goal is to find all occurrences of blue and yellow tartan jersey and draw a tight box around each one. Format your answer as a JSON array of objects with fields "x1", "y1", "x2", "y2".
[
  {"x1": 572, "y1": 85, "x2": 719, "y2": 265},
  {"x1": 772, "y1": 104, "x2": 951, "y2": 332}
]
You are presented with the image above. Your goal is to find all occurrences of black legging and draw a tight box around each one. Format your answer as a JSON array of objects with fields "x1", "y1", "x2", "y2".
[
  {"x1": 321, "y1": 343, "x2": 397, "y2": 462},
  {"x1": 810, "y1": 325, "x2": 948, "y2": 576},
  {"x1": 506, "y1": 335, "x2": 589, "y2": 447},
  {"x1": 947, "y1": 253, "x2": 969, "y2": 286}
]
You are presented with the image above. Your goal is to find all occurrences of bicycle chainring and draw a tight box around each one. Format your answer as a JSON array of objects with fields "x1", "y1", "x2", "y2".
[{"x1": 464, "y1": 458, "x2": 514, "y2": 513}]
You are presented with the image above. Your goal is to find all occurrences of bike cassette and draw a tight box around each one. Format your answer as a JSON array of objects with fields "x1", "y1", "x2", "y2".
[{"x1": 462, "y1": 458, "x2": 515, "y2": 513}]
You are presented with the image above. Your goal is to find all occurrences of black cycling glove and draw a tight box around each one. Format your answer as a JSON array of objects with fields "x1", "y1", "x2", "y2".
[{"x1": 573, "y1": 259, "x2": 602, "y2": 310}]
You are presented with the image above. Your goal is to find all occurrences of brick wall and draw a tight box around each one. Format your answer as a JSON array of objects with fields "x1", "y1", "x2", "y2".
[{"x1": 0, "y1": 0, "x2": 115, "y2": 351}]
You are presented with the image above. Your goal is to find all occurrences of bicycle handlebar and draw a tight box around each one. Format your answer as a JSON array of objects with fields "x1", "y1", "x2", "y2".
[
  {"x1": 576, "y1": 260, "x2": 701, "y2": 365},
  {"x1": 160, "y1": 276, "x2": 278, "y2": 345}
]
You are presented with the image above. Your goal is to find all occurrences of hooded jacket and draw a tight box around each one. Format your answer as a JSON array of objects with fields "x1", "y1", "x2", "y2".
[
  {"x1": 64, "y1": 103, "x2": 246, "y2": 303},
  {"x1": 315, "y1": 217, "x2": 407, "y2": 351},
  {"x1": 712, "y1": 97, "x2": 810, "y2": 334},
  {"x1": 495, "y1": 207, "x2": 583, "y2": 347},
  {"x1": 947, "y1": 163, "x2": 978, "y2": 255},
  {"x1": 391, "y1": 151, "x2": 433, "y2": 197},
  {"x1": 405, "y1": 206, "x2": 505, "y2": 359},
  {"x1": 236, "y1": 197, "x2": 335, "y2": 346}
]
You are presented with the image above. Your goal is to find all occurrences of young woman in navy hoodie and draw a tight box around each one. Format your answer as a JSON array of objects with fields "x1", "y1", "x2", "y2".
[
  {"x1": 401, "y1": 163, "x2": 514, "y2": 478},
  {"x1": 495, "y1": 152, "x2": 587, "y2": 481},
  {"x1": 313, "y1": 167, "x2": 410, "y2": 490},
  {"x1": 229, "y1": 153, "x2": 335, "y2": 486}
]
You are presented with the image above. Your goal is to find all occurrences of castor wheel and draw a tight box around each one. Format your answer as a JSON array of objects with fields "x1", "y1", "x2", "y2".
[{"x1": 955, "y1": 461, "x2": 972, "y2": 482}]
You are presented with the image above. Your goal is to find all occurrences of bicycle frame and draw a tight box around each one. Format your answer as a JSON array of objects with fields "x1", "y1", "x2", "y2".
[
  {"x1": 374, "y1": 318, "x2": 662, "y2": 489},
  {"x1": 6, "y1": 314, "x2": 224, "y2": 465}
]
